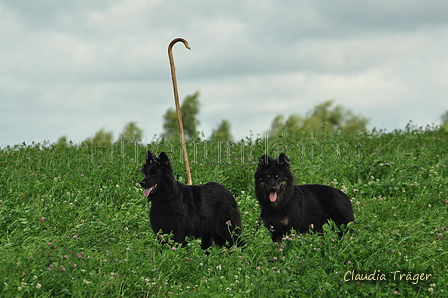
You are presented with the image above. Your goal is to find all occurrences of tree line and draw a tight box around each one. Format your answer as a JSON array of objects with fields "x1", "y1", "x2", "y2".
[{"x1": 57, "y1": 91, "x2": 448, "y2": 145}]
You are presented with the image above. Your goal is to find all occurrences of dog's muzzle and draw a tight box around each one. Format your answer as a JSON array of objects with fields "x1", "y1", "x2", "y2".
[{"x1": 140, "y1": 180, "x2": 158, "y2": 199}]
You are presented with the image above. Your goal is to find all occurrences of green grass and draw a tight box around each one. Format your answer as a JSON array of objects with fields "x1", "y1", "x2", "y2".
[{"x1": 1, "y1": 125, "x2": 447, "y2": 297}]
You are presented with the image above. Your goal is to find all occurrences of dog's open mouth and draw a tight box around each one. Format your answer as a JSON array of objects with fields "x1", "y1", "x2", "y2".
[
  {"x1": 144, "y1": 184, "x2": 158, "y2": 198},
  {"x1": 269, "y1": 192, "x2": 278, "y2": 202}
]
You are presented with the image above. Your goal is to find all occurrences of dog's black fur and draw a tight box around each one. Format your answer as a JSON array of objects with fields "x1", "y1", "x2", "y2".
[
  {"x1": 254, "y1": 153, "x2": 354, "y2": 242},
  {"x1": 140, "y1": 151, "x2": 243, "y2": 249}
]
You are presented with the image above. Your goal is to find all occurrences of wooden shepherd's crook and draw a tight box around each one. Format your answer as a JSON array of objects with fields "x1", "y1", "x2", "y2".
[{"x1": 168, "y1": 38, "x2": 192, "y2": 185}]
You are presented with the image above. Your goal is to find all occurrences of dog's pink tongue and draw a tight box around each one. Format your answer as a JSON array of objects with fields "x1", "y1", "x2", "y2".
[
  {"x1": 269, "y1": 192, "x2": 277, "y2": 202},
  {"x1": 144, "y1": 188, "x2": 151, "y2": 197}
]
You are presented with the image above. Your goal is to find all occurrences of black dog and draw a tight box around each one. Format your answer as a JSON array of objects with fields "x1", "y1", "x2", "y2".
[
  {"x1": 254, "y1": 153, "x2": 354, "y2": 242},
  {"x1": 140, "y1": 151, "x2": 243, "y2": 249}
]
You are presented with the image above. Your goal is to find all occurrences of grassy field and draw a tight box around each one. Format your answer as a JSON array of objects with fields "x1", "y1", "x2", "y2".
[{"x1": 1, "y1": 125, "x2": 447, "y2": 297}]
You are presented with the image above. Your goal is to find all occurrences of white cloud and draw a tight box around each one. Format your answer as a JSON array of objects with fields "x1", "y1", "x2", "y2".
[{"x1": 1, "y1": 0, "x2": 448, "y2": 146}]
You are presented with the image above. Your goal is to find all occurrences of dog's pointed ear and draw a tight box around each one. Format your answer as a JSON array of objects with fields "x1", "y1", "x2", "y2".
[
  {"x1": 158, "y1": 152, "x2": 171, "y2": 164},
  {"x1": 146, "y1": 150, "x2": 156, "y2": 163},
  {"x1": 258, "y1": 154, "x2": 271, "y2": 169},
  {"x1": 278, "y1": 153, "x2": 290, "y2": 168}
]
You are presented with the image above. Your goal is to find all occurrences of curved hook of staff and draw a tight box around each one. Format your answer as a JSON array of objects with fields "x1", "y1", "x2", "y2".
[{"x1": 168, "y1": 38, "x2": 192, "y2": 185}]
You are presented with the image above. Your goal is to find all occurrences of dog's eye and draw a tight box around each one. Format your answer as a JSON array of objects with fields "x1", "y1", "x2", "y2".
[
  {"x1": 151, "y1": 173, "x2": 157, "y2": 177},
  {"x1": 267, "y1": 175, "x2": 270, "y2": 178},
  {"x1": 275, "y1": 175, "x2": 279, "y2": 179}
]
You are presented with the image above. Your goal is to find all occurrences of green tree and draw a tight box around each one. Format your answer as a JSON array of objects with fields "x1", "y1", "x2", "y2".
[
  {"x1": 118, "y1": 122, "x2": 143, "y2": 143},
  {"x1": 304, "y1": 100, "x2": 369, "y2": 134},
  {"x1": 211, "y1": 119, "x2": 233, "y2": 142},
  {"x1": 268, "y1": 100, "x2": 369, "y2": 136},
  {"x1": 163, "y1": 91, "x2": 200, "y2": 140},
  {"x1": 269, "y1": 114, "x2": 305, "y2": 137},
  {"x1": 441, "y1": 110, "x2": 448, "y2": 131},
  {"x1": 56, "y1": 135, "x2": 68, "y2": 145},
  {"x1": 85, "y1": 128, "x2": 113, "y2": 146}
]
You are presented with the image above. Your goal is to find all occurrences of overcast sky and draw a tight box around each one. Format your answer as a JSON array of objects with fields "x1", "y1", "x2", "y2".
[{"x1": 1, "y1": 0, "x2": 447, "y2": 146}]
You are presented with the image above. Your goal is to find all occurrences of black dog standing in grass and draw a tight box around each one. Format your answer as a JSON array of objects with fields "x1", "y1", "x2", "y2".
[
  {"x1": 140, "y1": 151, "x2": 244, "y2": 249},
  {"x1": 255, "y1": 153, "x2": 354, "y2": 242}
]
